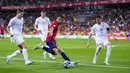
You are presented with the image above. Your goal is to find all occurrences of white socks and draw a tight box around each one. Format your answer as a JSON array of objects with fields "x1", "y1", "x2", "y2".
[
  {"x1": 105, "y1": 46, "x2": 111, "y2": 63},
  {"x1": 48, "y1": 53, "x2": 53, "y2": 58},
  {"x1": 43, "y1": 51, "x2": 54, "y2": 59},
  {"x1": 8, "y1": 50, "x2": 20, "y2": 58},
  {"x1": 93, "y1": 45, "x2": 111, "y2": 64},
  {"x1": 93, "y1": 46, "x2": 101, "y2": 64},
  {"x1": 43, "y1": 51, "x2": 47, "y2": 59},
  {"x1": 22, "y1": 49, "x2": 29, "y2": 62},
  {"x1": 10, "y1": 37, "x2": 14, "y2": 43}
]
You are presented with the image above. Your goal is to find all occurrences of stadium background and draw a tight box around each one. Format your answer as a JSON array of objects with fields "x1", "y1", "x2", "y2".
[
  {"x1": 0, "y1": 0, "x2": 130, "y2": 40},
  {"x1": 0, "y1": 0, "x2": 130, "y2": 73}
]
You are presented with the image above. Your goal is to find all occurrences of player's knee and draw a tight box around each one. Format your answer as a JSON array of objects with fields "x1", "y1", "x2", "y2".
[
  {"x1": 24, "y1": 46, "x2": 27, "y2": 49},
  {"x1": 51, "y1": 49, "x2": 58, "y2": 55},
  {"x1": 22, "y1": 46, "x2": 27, "y2": 49},
  {"x1": 19, "y1": 42, "x2": 27, "y2": 49},
  {"x1": 58, "y1": 48, "x2": 64, "y2": 53},
  {"x1": 105, "y1": 42, "x2": 111, "y2": 48},
  {"x1": 106, "y1": 41, "x2": 111, "y2": 45},
  {"x1": 97, "y1": 44, "x2": 102, "y2": 48},
  {"x1": 19, "y1": 49, "x2": 22, "y2": 53},
  {"x1": 107, "y1": 45, "x2": 111, "y2": 49},
  {"x1": 50, "y1": 50, "x2": 56, "y2": 55}
]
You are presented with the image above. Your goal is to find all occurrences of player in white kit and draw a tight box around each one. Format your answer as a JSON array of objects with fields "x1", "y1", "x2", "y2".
[
  {"x1": 87, "y1": 15, "x2": 117, "y2": 65},
  {"x1": 34, "y1": 9, "x2": 55, "y2": 60},
  {"x1": 6, "y1": 9, "x2": 34, "y2": 65}
]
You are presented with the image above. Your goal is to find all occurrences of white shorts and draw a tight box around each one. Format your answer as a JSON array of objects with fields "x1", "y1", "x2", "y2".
[
  {"x1": 12, "y1": 35, "x2": 24, "y2": 45},
  {"x1": 39, "y1": 31, "x2": 47, "y2": 42},
  {"x1": 95, "y1": 37, "x2": 109, "y2": 47}
]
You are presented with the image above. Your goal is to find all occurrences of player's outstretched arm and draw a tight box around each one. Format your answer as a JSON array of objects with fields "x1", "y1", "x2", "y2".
[{"x1": 87, "y1": 34, "x2": 92, "y2": 48}]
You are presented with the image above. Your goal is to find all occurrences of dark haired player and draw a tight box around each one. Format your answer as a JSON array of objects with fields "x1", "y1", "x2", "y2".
[
  {"x1": 34, "y1": 15, "x2": 79, "y2": 67},
  {"x1": 6, "y1": 9, "x2": 34, "y2": 65}
]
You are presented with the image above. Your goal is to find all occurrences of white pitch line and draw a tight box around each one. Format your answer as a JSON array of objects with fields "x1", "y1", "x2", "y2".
[
  {"x1": 60, "y1": 44, "x2": 130, "y2": 49},
  {"x1": 112, "y1": 44, "x2": 130, "y2": 48},
  {"x1": 0, "y1": 57, "x2": 130, "y2": 69}
]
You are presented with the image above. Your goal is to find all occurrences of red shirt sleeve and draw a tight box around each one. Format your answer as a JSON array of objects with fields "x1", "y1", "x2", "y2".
[{"x1": 50, "y1": 20, "x2": 57, "y2": 28}]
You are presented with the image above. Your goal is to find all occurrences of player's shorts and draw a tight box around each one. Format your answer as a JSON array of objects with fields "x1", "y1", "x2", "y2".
[
  {"x1": 46, "y1": 40, "x2": 58, "y2": 49},
  {"x1": 12, "y1": 35, "x2": 24, "y2": 45},
  {"x1": 95, "y1": 37, "x2": 109, "y2": 47},
  {"x1": 0, "y1": 33, "x2": 4, "y2": 35},
  {"x1": 39, "y1": 31, "x2": 47, "y2": 42}
]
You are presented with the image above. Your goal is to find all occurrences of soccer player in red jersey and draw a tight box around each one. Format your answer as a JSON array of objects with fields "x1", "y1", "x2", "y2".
[
  {"x1": 0, "y1": 24, "x2": 4, "y2": 39},
  {"x1": 34, "y1": 15, "x2": 79, "y2": 68}
]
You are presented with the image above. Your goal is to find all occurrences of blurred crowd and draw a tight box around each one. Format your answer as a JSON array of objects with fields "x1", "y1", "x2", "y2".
[
  {"x1": 0, "y1": 8, "x2": 130, "y2": 37},
  {"x1": 0, "y1": 0, "x2": 96, "y2": 6},
  {"x1": 58, "y1": 8, "x2": 130, "y2": 37}
]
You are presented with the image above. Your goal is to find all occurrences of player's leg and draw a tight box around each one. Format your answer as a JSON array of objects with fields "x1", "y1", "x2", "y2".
[
  {"x1": 34, "y1": 44, "x2": 54, "y2": 54},
  {"x1": 43, "y1": 45, "x2": 55, "y2": 60},
  {"x1": 43, "y1": 40, "x2": 70, "y2": 61},
  {"x1": 93, "y1": 40, "x2": 102, "y2": 64},
  {"x1": 47, "y1": 40, "x2": 56, "y2": 60},
  {"x1": 1, "y1": 33, "x2": 4, "y2": 39},
  {"x1": 39, "y1": 33, "x2": 47, "y2": 59},
  {"x1": 43, "y1": 51, "x2": 47, "y2": 59},
  {"x1": 10, "y1": 36, "x2": 13, "y2": 43},
  {"x1": 16, "y1": 36, "x2": 33, "y2": 65},
  {"x1": 6, "y1": 36, "x2": 21, "y2": 64},
  {"x1": 39, "y1": 33, "x2": 55, "y2": 59},
  {"x1": 58, "y1": 48, "x2": 70, "y2": 61},
  {"x1": 58, "y1": 48, "x2": 79, "y2": 67},
  {"x1": 19, "y1": 42, "x2": 34, "y2": 65},
  {"x1": 34, "y1": 40, "x2": 58, "y2": 55},
  {"x1": 104, "y1": 40, "x2": 111, "y2": 65},
  {"x1": 47, "y1": 52, "x2": 56, "y2": 60},
  {"x1": 0, "y1": 33, "x2": 2, "y2": 39},
  {"x1": 0, "y1": 33, "x2": 1, "y2": 39},
  {"x1": 6, "y1": 49, "x2": 21, "y2": 64},
  {"x1": 43, "y1": 51, "x2": 56, "y2": 60}
]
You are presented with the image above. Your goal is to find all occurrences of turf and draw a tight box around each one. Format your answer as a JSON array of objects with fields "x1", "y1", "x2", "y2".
[{"x1": 0, "y1": 38, "x2": 130, "y2": 73}]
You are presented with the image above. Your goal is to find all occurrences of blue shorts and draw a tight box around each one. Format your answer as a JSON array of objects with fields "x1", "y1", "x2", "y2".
[
  {"x1": 46, "y1": 40, "x2": 58, "y2": 49},
  {"x1": 0, "y1": 33, "x2": 4, "y2": 35}
]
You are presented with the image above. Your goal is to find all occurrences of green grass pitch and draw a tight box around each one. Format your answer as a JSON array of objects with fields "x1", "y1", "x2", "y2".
[{"x1": 0, "y1": 38, "x2": 130, "y2": 73}]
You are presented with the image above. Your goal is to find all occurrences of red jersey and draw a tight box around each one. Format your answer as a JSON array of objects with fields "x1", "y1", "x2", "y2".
[
  {"x1": 46, "y1": 20, "x2": 59, "y2": 41},
  {"x1": 0, "y1": 25, "x2": 4, "y2": 33}
]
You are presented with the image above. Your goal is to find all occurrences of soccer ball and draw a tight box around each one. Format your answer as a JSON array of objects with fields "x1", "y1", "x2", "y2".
[{"x1": 63, "y1": 61, "x2": 73, "y2": 69}]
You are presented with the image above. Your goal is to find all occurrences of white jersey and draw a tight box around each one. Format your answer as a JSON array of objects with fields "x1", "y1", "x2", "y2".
[
  {"x1": 35, "y1": 16, "x2": 51, "y2": 32},
  {"x1": 35, "y1": 16, "x2": 51, "y2": 42},
  {"x1": 8, "y1": 17, "x2": 24, "y2": 36},
  {"x1": 90, "y1": 22, "x2": 110, "y2": 40}
]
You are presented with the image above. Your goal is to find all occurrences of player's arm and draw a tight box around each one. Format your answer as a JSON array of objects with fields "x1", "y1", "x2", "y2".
[
  {"x1": 87, "y1": 33, "x2": 92, "y2": 48},
  {"x1": 34, "y1": 18, "x2": 41, "y2": 32},
  {"x1": 7, "y1": 20, "x2": 13, "y2": 37},
  {"x1": 34, "y1": 24, "x2": 39, "y2": 32},
  {"x1": 87, "y1": 26, "x2": 95, "y2": 48},
  {"x1": 6, "y1": 26, "x2": 12, "y2": 36}
]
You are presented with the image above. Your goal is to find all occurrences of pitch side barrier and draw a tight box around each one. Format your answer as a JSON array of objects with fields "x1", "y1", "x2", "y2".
[{"x1": 3, "y1": 35, "x2": 128, "y2": 40}]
